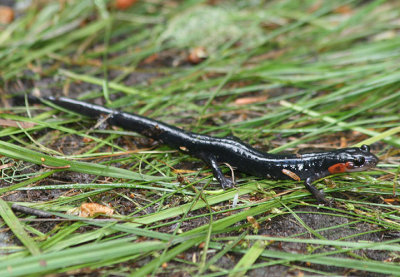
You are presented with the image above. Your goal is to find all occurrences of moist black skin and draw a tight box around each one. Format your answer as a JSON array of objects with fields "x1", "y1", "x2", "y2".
[{"x1": 18, "y1": 95, "x2": 379, "y2": 203}]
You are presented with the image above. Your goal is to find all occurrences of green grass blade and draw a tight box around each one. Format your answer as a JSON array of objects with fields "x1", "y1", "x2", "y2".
[
  {"x1": 0, "y1": 239, "x2": 165, "y2": 276},
  {"x1": 0, "y1": 199, "x2": 41, "y2": 256},
  {"x1": 0, "y1": 140, "x2": 168, "y2": 181},
  {"x1": 230, "y1": 240, "x2": 266, "y2": 277}
]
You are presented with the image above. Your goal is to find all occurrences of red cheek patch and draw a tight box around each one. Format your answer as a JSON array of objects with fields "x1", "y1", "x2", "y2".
[{"x1": 328, "y1": 163, "x2": 347, "y2": 174}]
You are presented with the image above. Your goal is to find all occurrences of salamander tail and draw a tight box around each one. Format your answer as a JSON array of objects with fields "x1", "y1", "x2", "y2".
[
  {"x1": 14, "y1": 94, "x2": 114, "y2": 118},
  {"x1": 13, "y1": 94, "x2": 42, "y2": 105}
]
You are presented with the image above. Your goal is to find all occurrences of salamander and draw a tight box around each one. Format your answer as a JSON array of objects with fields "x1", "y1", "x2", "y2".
[{"x1": 18, "y1": 95, "x2": 379, "y2": 203}]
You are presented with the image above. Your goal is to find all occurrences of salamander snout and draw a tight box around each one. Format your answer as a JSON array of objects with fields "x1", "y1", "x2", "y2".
[{"x1": 344, "y1": 144, "x2": 379, "y2": 172}]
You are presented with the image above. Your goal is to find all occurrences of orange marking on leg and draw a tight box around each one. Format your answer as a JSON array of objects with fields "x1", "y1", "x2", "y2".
[
  {"x1": 328, "y1": 163, "x2": 346, "y2": 174},
  {"x1": 282, "y1": 169, "x2": 301, "y2": 181}
]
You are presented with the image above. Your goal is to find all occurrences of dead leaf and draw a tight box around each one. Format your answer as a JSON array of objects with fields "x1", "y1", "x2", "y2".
[
  {"x1": 248, "y1": 49, "x2": 286, "y2": 63},
  {"x1": 187, "y1": 47, "x2": 208, "y2": 64},
  {"x1": 0, "y1": 119, "x2": 36, "y2": 128},
  {"x1": 234, "y1": 95, "x2": 268, "y2": 105},
  {"x1": 0, "y1": 6, "x2": 14, "y2": 24},
  {"x1": 334, "y1": 5, "x2": 353, "y2": 14},
  {"x1": 308, "y1": 0, "x2": 322, "y2": 13},
  {"x1": 282, "y1": 169, "x2": 301, "y2": 181},
  {"x1": 115, "y1": 0, "x2": 138, "y2": 10},
  {"x1": 340, "y1": 137, "x2": 347, "y2": 148},
  {"x1": 73, "y1": 203, "x2": 114, "y2": 217},
  {"x1": 173, "y1": 169, "x2": 196, "y2": 174},
  {"x1": 246, "y1": 216, "x2": 260, "y2": 229},
  {"x1": 0, "y1": 162, "x2": 14, "y2": 170},
  {"x1": 143, "y1": 53, "x2": 159, "y2": 64}
]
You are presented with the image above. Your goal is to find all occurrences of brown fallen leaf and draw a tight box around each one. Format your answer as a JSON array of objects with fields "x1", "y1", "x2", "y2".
[
  {"x1": 334, "y1": 5, "x2": 353, "y2": 14},
  {"x1": 282, "y1": 169, "x2": 301, "y2": 181},
  {"x1": 41, "y1": 164, "x2": 71, "y2": 169},
  {"x1": 340, "y1": 137, "x2": 347, "y2": 148},
  {"x1": 0, "y1": 6, "x2": 14, "y2": 24},
  {"x1": 68, "y1": 203, "x2": 114, "y2": 217},
  {"x1": 115, "y1": 0, "x2": 138, "y2": 10},
  {"x1": 0, "y1": 162, "x2": 14, "y2": 170},
  {"x1": 308, "y1": 0, "x2": 322, "y2": 13},
  {"x1": 143, "y1": 53, "x2": 159, "y2": 64},
  {"x1": 246, "y1": 216, "x2": 260, "y2": 229},
  {"x1": 187, "y1": 47, "x2": 208, "y2": 64},
  {"x1": 173, "y1": 169, "x2": 197, "y2": 174},
  {"x1": 80, "y1": 203, "x2": 114, "y2": 217},
  {"x1": 0, "y1": 119, "x2": 36, "y2": 128},
  {"x1": 248, "y1": 49, "x2": 287, "y2": 63},
  {"x1": 234, "y1": 95, "x2": 268, "y2": 105}
]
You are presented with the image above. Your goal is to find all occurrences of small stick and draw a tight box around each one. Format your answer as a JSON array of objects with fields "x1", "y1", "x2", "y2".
[{"x1": 11, "y1": 204, "x2": 55, "y2": 218}]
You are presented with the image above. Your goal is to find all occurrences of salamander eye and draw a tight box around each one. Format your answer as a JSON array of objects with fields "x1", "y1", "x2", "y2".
[
  {"x1": 361, "y1": 145, "x2": 370, "y2": 152},
  {"x1": 353, "y1": 156, "x2": 365, "y2": 166}
]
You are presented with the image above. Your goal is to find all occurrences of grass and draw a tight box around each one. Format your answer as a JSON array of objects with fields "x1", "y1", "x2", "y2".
[{"x1": 0, "y1": 0, "x2": 400, "y2": 276}]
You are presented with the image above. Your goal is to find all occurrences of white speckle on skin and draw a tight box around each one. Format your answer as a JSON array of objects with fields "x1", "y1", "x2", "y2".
[{"x1": 298, "y1": 164, "x2": 304, "y2": 171}]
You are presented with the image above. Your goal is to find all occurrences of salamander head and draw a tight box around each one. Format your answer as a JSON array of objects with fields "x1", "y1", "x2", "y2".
[{"x1": 328, "y1": 144, "x2": 379, "y2": 174}]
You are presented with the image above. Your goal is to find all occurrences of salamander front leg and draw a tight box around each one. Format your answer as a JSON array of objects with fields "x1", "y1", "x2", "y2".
[
  {"x1": 206, "y1": 155, "x2": 235, "y2": 189},
  {"x1": 304, "y1": 177, "x2": 328, "y2": 204}
]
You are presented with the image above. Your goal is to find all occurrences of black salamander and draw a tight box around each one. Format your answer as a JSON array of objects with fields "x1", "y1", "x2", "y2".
[{"x1": 20, "y1": 95, "x2": 379, "y2": 203}]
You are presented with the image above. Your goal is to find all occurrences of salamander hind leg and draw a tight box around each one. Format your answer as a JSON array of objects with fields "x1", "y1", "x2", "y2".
[{"x1": 200, "y1": 153, "x2": 235, "y2": 189}]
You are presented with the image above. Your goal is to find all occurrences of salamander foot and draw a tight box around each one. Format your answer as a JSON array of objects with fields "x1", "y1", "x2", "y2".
[
  {"x1": 202, "y1": 153, "x2": 236, "y2": 190},
  {"x1": 220, "y1": 176, "x2": 235, "y2": 189},
  {"x1": 304, "y1": 178, "x2": 331, "y2": 204}
]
